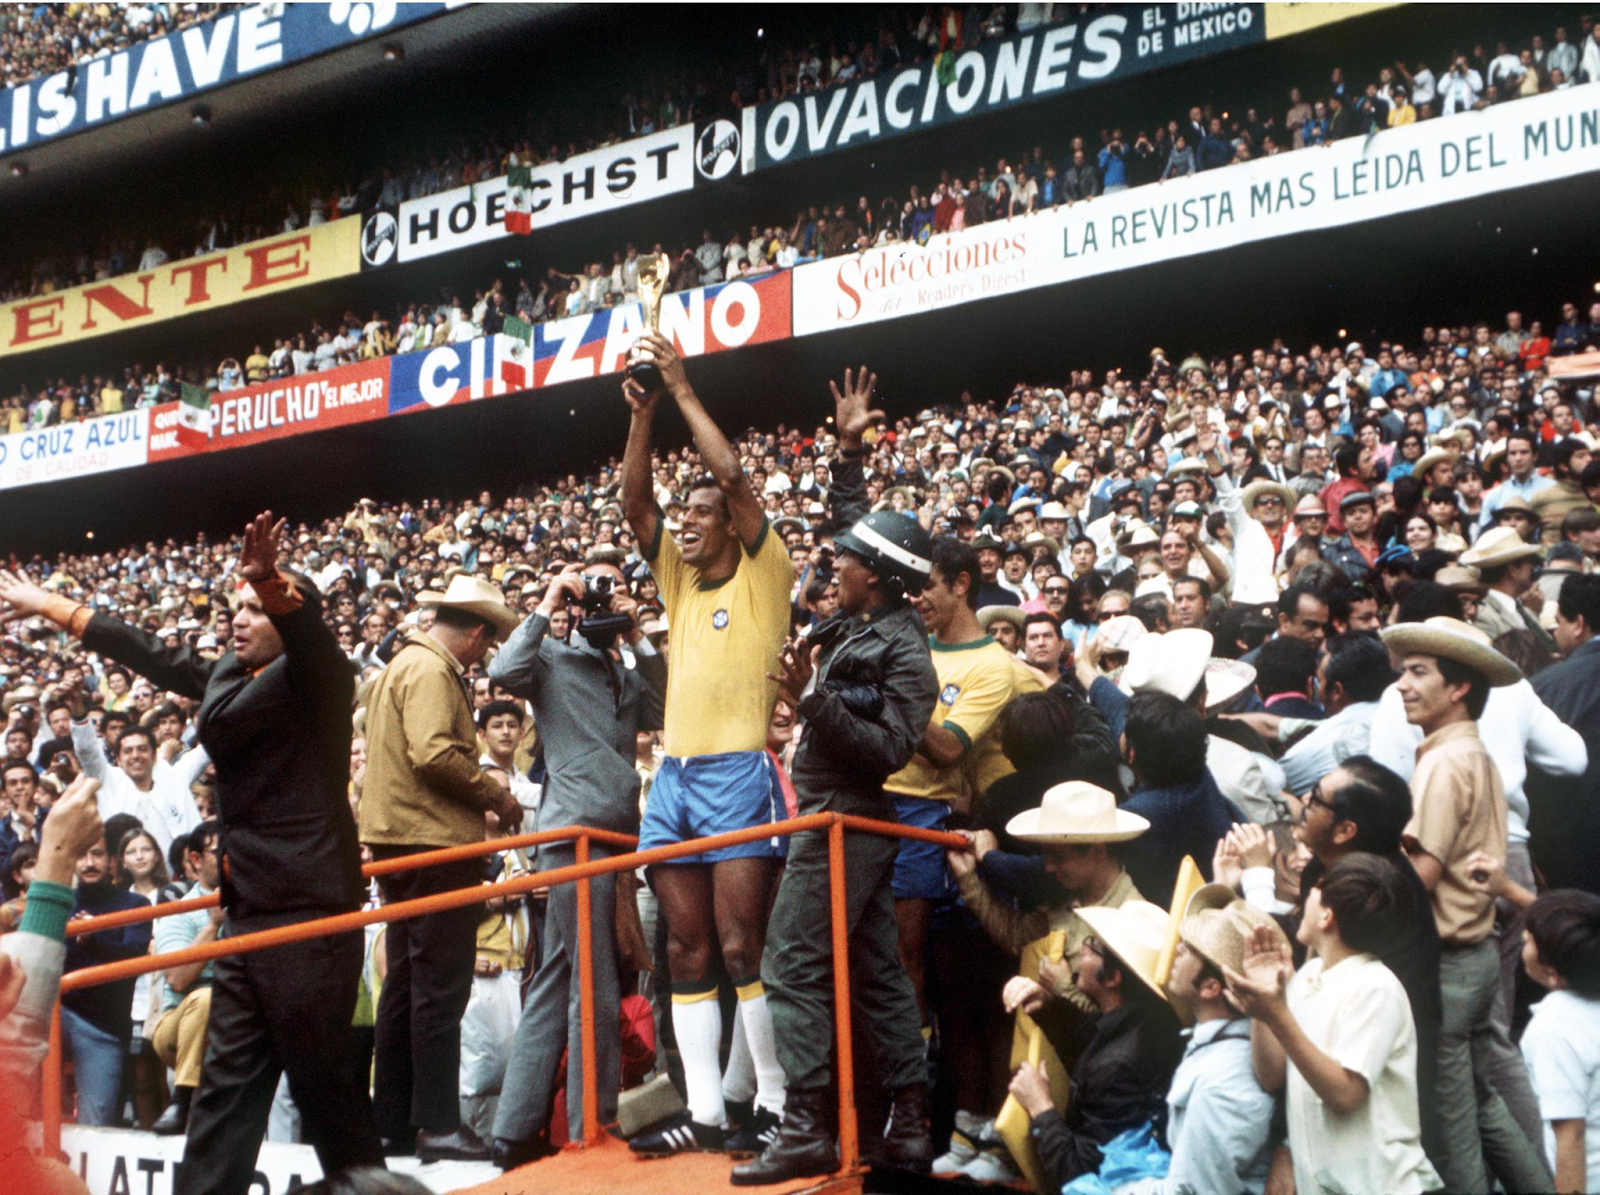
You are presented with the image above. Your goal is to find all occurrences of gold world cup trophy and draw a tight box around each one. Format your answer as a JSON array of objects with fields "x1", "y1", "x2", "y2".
[{"x1": 627, "y1": 253, "x2": 670, "y2": 392}]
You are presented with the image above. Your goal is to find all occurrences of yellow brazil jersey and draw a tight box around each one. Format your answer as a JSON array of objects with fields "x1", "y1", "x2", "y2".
[
  {"x1": 965, "y1": 657, "x2": 1047, "y2": 799},
  {"x1": 647, "y1": 514, "x2": 793, "y2": 758},
  {"x1": 886, "y1": 635, "x2": 1017, "y2": 803}
]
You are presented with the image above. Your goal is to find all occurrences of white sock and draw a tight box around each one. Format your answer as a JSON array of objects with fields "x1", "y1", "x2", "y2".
[
  {"x1": 735, "y1": 979, "x2": 786, "y2": 1115},
  {"x1": 670, "y1": 990, "x2": 726, "y2": 1128},
  {"x1": 722, "y1": 1002, "x2": 756, "y2": 1105}
]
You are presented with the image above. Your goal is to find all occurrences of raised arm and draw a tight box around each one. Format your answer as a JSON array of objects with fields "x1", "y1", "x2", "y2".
[
  {"x1": 0, "y1": 568, "x2": 213, "y2": 700},
  {"x1": 490, "y1": 567, "x2": 579, "y2": 699},
  {"x1": 828, "y1": 365, "x2": 884, "y2": 530},
  {"x1": 632, "y1": 330, "x2": 765, "y2": 549},
  {"x1": 620, "y1": 377, "x2": 662, "y2": 554}
]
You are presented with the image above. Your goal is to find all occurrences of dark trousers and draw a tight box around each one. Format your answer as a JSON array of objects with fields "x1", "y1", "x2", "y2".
[
  {"x1": 494, "y1": 843, "x2": 620, "y2": 1143},
  {"x1": 176, "y1": 926, "x2": 382, "y2": 1195},
  {"x1": 372, "y1": 850, "x2": 483, "y2": 1137},
  {"x1": 765, "y1": 827, "x2": 925, "y2": 1093}
]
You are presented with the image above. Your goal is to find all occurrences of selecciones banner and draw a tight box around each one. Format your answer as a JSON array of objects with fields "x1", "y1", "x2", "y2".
[
  {"x1": 384, "y1": 126, "x2": 696, "y2": 263},
  {"x1": 791, "y1": 85, "x2": 1600, "y2": 336},
  {"x1": 740, "y1": 4, "x2": 1266, "y2": 174},
  {"x1": 0, "y1": 217, "x2": 361, "y2": 359},
  {"x1": 0, "y1": 3, "x2": 458, "y2": 155}
]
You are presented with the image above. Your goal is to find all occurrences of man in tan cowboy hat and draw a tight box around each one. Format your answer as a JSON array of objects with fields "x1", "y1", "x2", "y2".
[
  {"x1": 361, "y1": 573, "x2": 524, "y2": 1161},
  {"x1": 1378, "y1": 617, "x2": 1551, "y2": 1193},
  {"x1": 1007, "y1": 896, "x2": 1182, "y2": 1190},
  {"x1": 941, "y1": 782, "x2": 1148, "y2": 1174},
  {"x1": 1459, "y1": 526, "x2": 1553, "y2": 647},
  {"x1": 1280, "y1": 494, "x2": 1334, "y2": 570},
  {"x1": 1147, "y1": 884, "x2": 1282, "y2": 1195}
]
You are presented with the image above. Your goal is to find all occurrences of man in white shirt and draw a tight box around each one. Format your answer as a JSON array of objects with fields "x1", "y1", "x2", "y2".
[
  {"x1": 1438, "y1": 56, "x2": 1484, "y2": 116},
  {"x1": 478, "y1": 701, "x2": 540, "y2": 816},
  {"x1": 68, "y1": 690, "x2": 209, "y2": 858}
]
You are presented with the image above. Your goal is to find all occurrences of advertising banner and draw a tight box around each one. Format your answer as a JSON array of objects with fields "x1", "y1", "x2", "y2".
[
  {"x1": 518, "y1": 272, "x2": 793, "y2": 390},
  {"x1": 0, "y1": 218, "x2": 361, "y2": 360},
  {"x1": 792, "y1": 87, "x2": 1600, "y2": 336},
  {"x1": 146, "y1": 356, "x2": 391, "y2": 462},
  {"x1": 741, "y1": 5, "x2": 1264, "y2": 173},
  {"x1": 0, "y1": 408, "x2": 149, "y2": 490},
  {"x1": 390, "y1": 126, "x2": 696, "y2": 263},
  {"x1": 0, "y1": 3, "x2": 456, "y2": 155},
  {"x1": 387, "y1": 336, "x2": 524, "y2": 413}
]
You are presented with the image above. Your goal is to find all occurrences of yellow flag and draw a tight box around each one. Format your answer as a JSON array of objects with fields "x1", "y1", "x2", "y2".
[
  {"x1": 996, "y1": 1024, "x2": 1051, "y2": 1193},
  {"x1": 1156, "y1": 855, "x2": 1204, "y2": 989}
]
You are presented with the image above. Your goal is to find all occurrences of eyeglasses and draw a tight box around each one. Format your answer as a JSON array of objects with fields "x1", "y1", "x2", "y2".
[
  {"x1": 1098, "y1": 608, "x2": 1129, "y2": 621},
  {"x1": 1303, "y1": 784, "x2": 1336, "y2": 818},
  {"x1": 1255, "y1": 496, "x2": 1285, "y2": 507},
  {"x1": 1043, "y1": 586, "x2": 1070, "y2": 596}
]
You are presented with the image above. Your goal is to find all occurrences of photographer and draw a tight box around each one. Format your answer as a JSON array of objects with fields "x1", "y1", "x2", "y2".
[
  {"x1": 1439, "y1": 53, "x2": 1484, "y2": 115},
  {"x1": 485, "y1": 555, "x2": 666, "y2": 1168}
]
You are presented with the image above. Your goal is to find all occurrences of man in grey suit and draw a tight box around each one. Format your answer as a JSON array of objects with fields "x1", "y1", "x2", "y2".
[{"x1": 486, "y1": 555, "x2": 666, "y2": 1168}]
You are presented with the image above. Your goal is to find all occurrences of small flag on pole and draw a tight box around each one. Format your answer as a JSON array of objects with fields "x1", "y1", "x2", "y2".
[
  {"x1": 176, "y1": 383, "x2": 212, "y2": 449},
  {"x1": 505, "y1": 165, "x2": 534, "y2": 234}
]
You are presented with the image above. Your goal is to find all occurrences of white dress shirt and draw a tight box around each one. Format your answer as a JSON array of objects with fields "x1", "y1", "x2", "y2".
[{"x1": 71, "y1": 722, "x2": 210, "y2": 857}]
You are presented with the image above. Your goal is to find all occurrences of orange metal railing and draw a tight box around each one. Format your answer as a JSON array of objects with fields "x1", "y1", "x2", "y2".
[{"x1": 40, "y1": 813, "x2": 965, "y2": 1183}]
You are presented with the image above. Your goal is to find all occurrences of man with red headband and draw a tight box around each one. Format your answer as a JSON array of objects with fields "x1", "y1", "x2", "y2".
[{"x1": 0, "y1": 512, "x2": 382, "y2": 1195}]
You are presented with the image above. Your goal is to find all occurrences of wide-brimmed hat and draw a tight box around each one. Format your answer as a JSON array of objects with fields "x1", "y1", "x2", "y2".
[
  {"x1": 1240, "y1": 481, "x2": 1296, "y2": 512},
  {"x1": 1204, "y1": 657, "x2": 1257, "y2": 711},
  {"x1": 1117, "y1": 522, "x2": 1160, "y2": 551},
  {"x1": 1095, "y1": 615, "x2": 1148, "y2": 654},
  {"x1": 970, "y1": 532, "x2": 1004, "y2": 553},
  {"x1": 1023, "y1": 532, "x2": 1062, "y2": 557},
  {"x1": 1412, "y1": 447, "x2": 1459, "y2": 480},
  {"x1": 1179, "y1": 884, "x2": 1288, "y2": 977},
  {"x1": 1038, "y1": 502, "x2": 1072, "y2": 522},
  {"x1": 429, "y1": 575, "x2": 519, "y2": 639},
  {"x1": 1492, "y1": 494, "x2": 1538, "y2": 520},
  {"x1": 1120, "y1": 628, "x2": 1211, "y2": 701},
  {"x1": 1006, "y1": 781, "x2": 1150, "y2": 845},
  {"x1": 1458, "y1": 526, "x2": 1542, "y2": 570},
  {"x1": 1168, "y1": 500, "x2": 1204, "y2": 520},
  {"x1": 1008, "y1": 495, "x2": 1041, "y2": 516},
  {"x1": 977, "y1": 605, "x2": 1027, "y2": 634},
  {"x1": 1436, "y1": 564, "x2": 1487, "y2": 595},
  {"x1": 1380, "y1": 616, "x2": 1522, "y2": 686},
  {"x1": 1166, "y1": 457, "x2": 1208, "y2": 478},
  {"x1": 1291, "y1": 495, "x2": 1328, "y2": 521},
  {"x1": 1076, "y1": 901, "x2": 1173, "y2": 1004}
]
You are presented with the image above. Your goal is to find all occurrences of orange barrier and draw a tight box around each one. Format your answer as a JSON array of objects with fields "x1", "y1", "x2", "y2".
[
  {"x1": 63, "y1": 825, "x2": 641, "y2": 937},
  {"x1": 40, "y1": 812, "x2": 966, "y2": 1185}
]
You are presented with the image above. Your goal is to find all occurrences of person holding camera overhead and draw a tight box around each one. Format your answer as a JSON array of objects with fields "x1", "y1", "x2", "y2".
[{"x1": 484, "y1": 552, "x2": 666, "y2": 1169}]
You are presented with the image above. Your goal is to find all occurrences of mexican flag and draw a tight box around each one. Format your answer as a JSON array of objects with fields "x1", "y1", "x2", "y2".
[
  {"x1": 176, "y1": 383, "x2": 212, "y2": 449},
  {"x1": 502, "y1": 314, "x2": 534, "y2": 387},
  {"x1": 505, "y1": 165, "x2": 534, "y2": 234}
]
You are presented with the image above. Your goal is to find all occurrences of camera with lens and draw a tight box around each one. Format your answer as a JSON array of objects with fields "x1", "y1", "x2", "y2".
[{"x1": 575, "y1": 573, "x2": 633, "y2": 649}]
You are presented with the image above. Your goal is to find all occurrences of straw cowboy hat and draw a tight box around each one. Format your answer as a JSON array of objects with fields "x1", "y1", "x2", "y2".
[
  {"x1": 1023, "y1": 532, "x2": 1063, "y2": 558},
  {"x1": 1458, "y1": 526, "x2": 1543, "y2": 570},
  {"x1": 1076, "y1": 901, "x2": 1174, "y2": 1004},
  {"x1": 429, "y1": 575, "x2": 520, "y2": 639},
  {"x1": 1436, "y1": 564, "x2": 1487, "y2": 596},
  {"x1": 1038, "y1": 501, "x2": 1073, "y2": 523},
  {"x1": 1412, "y1": 447, "x2": 1459, "y2": 480},
  {"x1": 1239, "y1": 481, "x2": 1296, "y2": 512},
  {"x1": 1119, "y1": 628, "x2": 1212, "y2": 700},
  {"x1": 1006, "y1": 781, "x2": 1150, "y2": 845},
  {"x1": 1204, "y1": 657, "x2": 1257, "y2": 711},
  {"x1": 1291, "y1": 495, "x2": 1328, "y2": 521},
  {"x1": 1116, "y1": 522, "x2": 1160, "y2": 551},
  {"x1": 977, "y1": 606, "x2": 1027, "y2": 635},
  {"x1": 1490, "y1": 494, "x2": 1539, "y2": 523},
  {"x1": 1380, "y1": 616, "x2": 1523, "y2": 686},
  {"x1": 1166, "y1": 457, "x2": 1208, "y2": 477},
  {"x1": 1094, "y1": 615, "x2": 1148, "y2": 654},
  {"x1": 1180, "y1": 883, "x2": 1289, "y2": 976}
]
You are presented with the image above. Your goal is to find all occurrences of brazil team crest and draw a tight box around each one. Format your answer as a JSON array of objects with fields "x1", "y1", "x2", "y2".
[
  {"x1": 939, "y1": 683, "x2": 961, "y2": 706},
  {"x1": 712, "y1": 609, "x2": 730, "y2": 630}
]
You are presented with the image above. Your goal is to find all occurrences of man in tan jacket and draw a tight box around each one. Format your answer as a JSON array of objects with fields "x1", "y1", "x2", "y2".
[{"x1": 361, "y1": 576, "x2": 522, "y2": 1162}]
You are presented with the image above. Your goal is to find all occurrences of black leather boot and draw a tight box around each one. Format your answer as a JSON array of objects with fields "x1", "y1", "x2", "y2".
[
  {"x1": 152, "y1": 1086, "x2": 192, "y2": 1135},
  {"x1": 879, "y1": 1083, "x2": 933, "y2": 1171},
  {"x1": 730, "y1": 1089, "x2": 836, "y2": 1186}
]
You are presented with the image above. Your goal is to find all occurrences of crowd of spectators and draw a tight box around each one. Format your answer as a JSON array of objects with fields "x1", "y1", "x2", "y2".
[
  {"x1": 2, "y1": 291, "x2": 1600, "y2": 1188},
  {"x1": 2, "y1": 7, "x2": 1591, "y2": 306},
  {"x1": 0, "y1": 2, "x2": 222, "y2": 91}
]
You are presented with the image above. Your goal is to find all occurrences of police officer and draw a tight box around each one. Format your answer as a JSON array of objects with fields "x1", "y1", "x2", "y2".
[{"x1": 733, "y1": 368, "x2": 938, "y2": 1185}]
